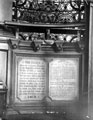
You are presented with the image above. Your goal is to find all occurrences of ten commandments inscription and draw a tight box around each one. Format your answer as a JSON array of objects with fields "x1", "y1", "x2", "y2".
[
  {"x1": 15, "y1": 56, "x2": 79, "y2": 102},
  {"x1": 49, "y1": 59, "x2": 79, "y2": 100},
  {"x1": 17, "y1": 57, "x2": 47, "y2": 101}
]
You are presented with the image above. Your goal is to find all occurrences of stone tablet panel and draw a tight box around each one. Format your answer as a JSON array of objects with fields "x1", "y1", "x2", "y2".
[
  {"x1": 49, "y1": 58, "x2": 79, "y2": 100},
  {"x1": 16, "y1": 57, "x2": 47, "y2": 101}
]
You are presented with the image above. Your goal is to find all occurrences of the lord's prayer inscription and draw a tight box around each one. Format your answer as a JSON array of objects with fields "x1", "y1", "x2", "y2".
[
  {"x1": 17, "y1": 57, "x2": 46, "y2": 101},
  {"x1": 49, "y1": 59, "x2": 79, "y2": 100}
]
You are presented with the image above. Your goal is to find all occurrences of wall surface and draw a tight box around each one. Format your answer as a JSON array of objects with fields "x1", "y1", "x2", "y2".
[{"x1": 0, "y1": 0, "x2": 13, "y2": 22}]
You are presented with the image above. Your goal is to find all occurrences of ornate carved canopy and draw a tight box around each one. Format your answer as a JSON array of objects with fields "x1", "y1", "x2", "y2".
[{"x1": 12, "y1": 0, "x2": 86, "y2": 24}]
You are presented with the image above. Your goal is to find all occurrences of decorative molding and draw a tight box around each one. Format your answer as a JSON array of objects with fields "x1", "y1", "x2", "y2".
[
  {"x1": 7, "y1": 38, "x2": 85, "y2": 52},
  {"x1": 0, "y1": 43, "x2": 8, "y2": 50},
  {"x1": 90, "y1": 3, "x2": 93, "y2": 7}
]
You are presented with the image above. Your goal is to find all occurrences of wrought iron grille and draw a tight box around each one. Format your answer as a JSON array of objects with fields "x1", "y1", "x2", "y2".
[{"x1": 12, "y1": 0, "x2": 86, "y2": 24}]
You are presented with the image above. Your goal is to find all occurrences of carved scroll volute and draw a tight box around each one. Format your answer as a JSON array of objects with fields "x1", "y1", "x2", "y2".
[
  {"x1": 31, "y1": 40, "x2": 42, "y2": 52},
  {"x1": 75, "y1": 30, "x2": 85, "y2": 52},
  {"x1": 75, "y1": 41, "x2": 85, "y2": 52},
  {"x1": 52, "y1": 41, "x2": 63, "y2": 52},
  {"x1": 8, "y1": 39, "x2": 19, "y2": 49}
]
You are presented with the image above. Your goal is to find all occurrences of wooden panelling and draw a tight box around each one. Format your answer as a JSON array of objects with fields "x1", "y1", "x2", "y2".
[{"x1": 0, "y1": 51, "x2": 7, "y2": 86}]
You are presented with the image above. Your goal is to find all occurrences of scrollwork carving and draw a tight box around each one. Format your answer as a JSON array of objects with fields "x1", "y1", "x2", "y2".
[
  {"x1": 31, "y1": 40, "x2": 42, "y2": 52},
  {"x1": 18, "y1": 32, "x2": 83, "y2": 43},
  {"x1": 52, "y1": 41, "x2": 63, "y2": 52},
  {"x1": 15, "y1": 31, "x2": 85, "y2": 52},
  {"x1": 8, "y1": 39, "x2": 19, "y2": 49}
]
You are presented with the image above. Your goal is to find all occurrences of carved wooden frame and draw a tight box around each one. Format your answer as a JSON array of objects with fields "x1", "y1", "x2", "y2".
[{"x1": 8, "y1": 48, "x2": 84, "y2": 114}]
